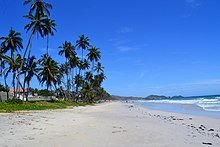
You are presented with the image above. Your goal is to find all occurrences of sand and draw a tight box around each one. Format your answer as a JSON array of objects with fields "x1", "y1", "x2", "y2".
[{"x1": 0, "y1": 101, "x2": 220, "y2": 147}]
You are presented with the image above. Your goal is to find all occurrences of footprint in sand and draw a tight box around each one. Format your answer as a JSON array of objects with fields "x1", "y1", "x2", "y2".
[{"x1": 112, "y1": 126, "x2": 127, "y2": 133}]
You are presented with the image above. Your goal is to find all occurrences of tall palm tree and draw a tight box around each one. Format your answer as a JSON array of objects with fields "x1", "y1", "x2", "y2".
[
  {"x1": 22, "y1": 56, "x2": 39, "y2": 100},
  {"x1": 3, "y1": 54, "x2": 23, "y2": 98},
  {"x1": 38, "y1": 54, "x2": 60, "y2": 92},
  {"x1": 43, "y1": 18, "x2": 56, "y2": 55},
  {"x1": 69, "y1": 53, "x2": 79, "y2": 92},
  {"x1": 76, "y1": 34, "x2": 90, "y2": 61},
  {"x1": 87, "y1": 46, "x2": 101, "y2": 73},
  {"x1": 58, "y1": 41, "x2": 75, "y2": 60},
  {"x1": 95, "y1": 62, "x2": 104, "y2": 74},
  {"x1": 0, "y1": 28, "x2": 23, "y2": 58},
  {"x1": 60, "y1": 62, "x2": 70, "y2": 100},
  {"x1": 59, "y1": 41, "x2": 75, "y2": 98},
  {"x1": 0, "y1": 52, "x2": 9, "y2": 100},
  {"x1": 81, "y1": 59, "x2": 90, "y2": 71},
  {"x1": 24, "y1": 14, "x2": 49, "y2": 58},
  {"x1": 24, "y1": 0, "x2": 52, "y2": 17}
]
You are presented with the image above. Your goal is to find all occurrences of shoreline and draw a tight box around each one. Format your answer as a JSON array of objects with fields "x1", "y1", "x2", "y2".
[
  {"x1": 0, "y1": 101, "x2": 220, "y2": 147},
  {"x1": 132, "y1": 101, "x2": 220, "y2": 119}
]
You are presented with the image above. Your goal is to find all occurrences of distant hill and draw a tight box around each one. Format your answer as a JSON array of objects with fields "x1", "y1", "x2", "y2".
[
  {"x1": 144, "y1": 95, "x2": 184, "y2": 100},
  {"x1": 144, "y1": 95, "x2": 167, "y2": 100},
  {"x1": 111, "y1": 94, "x2": 184, "y2": 101},
  {"x1": 110, "y1": 95, "x2": 144, "y2": 100}
]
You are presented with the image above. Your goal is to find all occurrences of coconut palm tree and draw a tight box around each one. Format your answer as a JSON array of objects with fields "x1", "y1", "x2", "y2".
[
  {"x1": 38, "y1": 54, "x2": 60, "y2": 91},
  {"x1": 69, "y1": 53, "x2": 79, "y2": 92},
  {"x1": 24, "y1": 0, "x2": 52, "y2": 17},
  {"x1": 3, "y1": 54, "x2": 23, "y2": 97},
  {"x1": 21, "y1": 13, "x2": 50, "y2": 71},
  {"x1": 76, "y1": 34, "x2": 90, "y2": 61},
  {"x1": 87, "y1": 46, "x2": 101, "y2": 73},
  {"x1": 59, "y1": 41, "x2": 75, "y2": 98},
  {"x1": 0, "y1": 28, "x2": 23, "y2": 58},
  {"x1": 60, "y1": 62, "x2": 70, "y2": 100},
  {"x1": 22, "y1": 56, "x2": 39, "y2": 100},
  {"x1": 95, "y1": 62, "x2": 104, "y2": 74},
  {"x1": 43, "y1": 18, "x2": 56, "y2": 55},
  {"x1": 58, "y1": 41, "x2": 75, "y2": 60},
  {"x1": 0, "y1": 52, "x2": 9, "y2": 100}
]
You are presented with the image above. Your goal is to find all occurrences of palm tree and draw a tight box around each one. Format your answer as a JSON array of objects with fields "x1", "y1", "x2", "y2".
[
  {"x1": 60, "y1": 62, "x2": 70, "y2": 100},
  {"x1": 0, "y1": 52, "x2": 9, "y2": 100},
  {"x1": 0, "y1": 28, "x2": 23, "y2": 58},
  {"x1": 76, "y1": 34, "x2": 90, "y2": 61},
  {"x1": 3, "y1": 54, "x2": 23, "y2": 98},
  {"x1": 95, "y1": 62, "x2": 104, "y2": 74},
  {"x1": 22, "y1": 56, "x2": 39, "y2": 100},
  {"x1": 24, "y1": 0, "x2": 52, "y2": 17},
  {"x1": 24, "y1": 14, "x2": 49, "y2": 58},
  {"x1": 81, "y1": 59, "x2": 90, "y2": 71},
  {"x1": 38, "y1": 54, "x2": 60, "y2": 91},
  {"x1": 69, "y1": 53, "x2": 79, "y2": 92},
  {"x1": 85, "y1": 71, "x2": 93, "y2": 82},
  {"x1": 43, "y1": 18, "x2": 56, "y2": 55},
  {"x1": 59, "y1": 41, "x2": 75, "y2": 99},
  {"x1": 87, "y1": 46, "x2": 101, "y2": 73},
  {"x1": 58, "y1": 41, "x2": 75, "y2": 60}
]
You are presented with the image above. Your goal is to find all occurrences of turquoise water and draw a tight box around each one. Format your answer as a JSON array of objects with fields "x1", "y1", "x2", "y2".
[{"x1": 132, "y1": 95, "x2": 220, "y2": 119}]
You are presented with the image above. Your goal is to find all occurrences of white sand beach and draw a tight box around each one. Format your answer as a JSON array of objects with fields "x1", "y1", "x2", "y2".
[{"x1": 0, "y1": 101, "x2": 220, "y2": 147}]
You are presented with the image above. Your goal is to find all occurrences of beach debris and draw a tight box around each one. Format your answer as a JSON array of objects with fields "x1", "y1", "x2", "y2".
[
  {"x1": 128, "y1": 105, "x2": 134, "y2": 108},
  {"x1": 214, "y1": 134, "x2": 220, "y2": 138},
  {"x1": 208, "y1": 129, "x2": 214, "y2": 132},
  {"x1": 189, "y1": 118, "x2": 192, "y2": 120},
  {"x1": 202, "y1": 142, "x2": 212, "y2": 145}
]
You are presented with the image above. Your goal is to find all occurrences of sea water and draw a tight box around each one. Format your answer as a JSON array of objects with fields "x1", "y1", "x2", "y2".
[{"x1": 132, "y1": 95, "x2": 220, "y2": 119}]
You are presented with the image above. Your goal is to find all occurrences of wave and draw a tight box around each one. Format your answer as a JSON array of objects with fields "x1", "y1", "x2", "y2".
[{"x1": 144, "y1": 96, "x2": 220, "y2": 112}]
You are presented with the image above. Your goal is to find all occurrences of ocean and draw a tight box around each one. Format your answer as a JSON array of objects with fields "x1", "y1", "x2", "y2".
[{"x1": 132, "y1": 95, "x2": 220, "y2": 119}]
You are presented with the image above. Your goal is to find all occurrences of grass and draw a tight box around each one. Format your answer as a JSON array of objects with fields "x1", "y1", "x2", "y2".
[{"x1": 0, "y1": 100, "x2": 90, "y2": 113}]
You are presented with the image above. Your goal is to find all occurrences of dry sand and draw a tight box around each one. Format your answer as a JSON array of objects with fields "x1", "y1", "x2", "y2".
[{"x1": 0, "y1": 101, "x2": 220, "y2": 147}]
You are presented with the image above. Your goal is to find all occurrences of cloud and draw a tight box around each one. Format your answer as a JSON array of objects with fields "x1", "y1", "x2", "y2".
[{"x1": 117, "y1": 27, "x2": 133, "y2": 34}]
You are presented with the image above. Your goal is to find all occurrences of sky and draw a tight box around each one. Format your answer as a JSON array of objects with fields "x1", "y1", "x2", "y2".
[{"x1": 1, "y1": 0, "x2": 220, "y2": 97}]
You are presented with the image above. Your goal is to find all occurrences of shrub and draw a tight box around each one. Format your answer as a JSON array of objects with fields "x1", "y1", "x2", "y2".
[{"x1": 5, "y1": 98, "x2": 23, "y2": 104}]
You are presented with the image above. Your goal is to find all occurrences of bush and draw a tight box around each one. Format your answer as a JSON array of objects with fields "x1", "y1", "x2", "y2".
[{"x1": 5, "y1": 98, "x2": 23, "y2": 104}]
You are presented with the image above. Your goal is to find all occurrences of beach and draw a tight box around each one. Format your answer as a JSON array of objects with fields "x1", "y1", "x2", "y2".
[{"x1": 0, "y1": 101, "x2": 220, "y2": 147}]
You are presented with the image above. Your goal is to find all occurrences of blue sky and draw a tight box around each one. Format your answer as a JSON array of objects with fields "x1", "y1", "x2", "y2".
[{"x1": 1, "y1": 0, "x2": 220, "y2": 97}]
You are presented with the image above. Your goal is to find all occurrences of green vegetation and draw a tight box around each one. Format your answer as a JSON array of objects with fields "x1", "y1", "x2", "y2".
[
  {"x1": 0, "y1": 99, "x2": 89, "y2": 113},
  {"x1": 0, "y1": 0, "x2": 111, "y2": 105}
]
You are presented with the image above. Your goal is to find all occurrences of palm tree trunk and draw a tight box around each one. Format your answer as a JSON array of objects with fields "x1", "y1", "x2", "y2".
[
  {"x1": 22, "y1": 33, "x2": 34, "y2": 63},
  {"x1": 46, "y1": 35, "x2": 49, "y2": 56},
  {"x1": 13, "y1": 72, "x2": 16, "y2": 98},
  {"x1": 20, "y1": 33, "x2": 34, "y2": 100},
  {"x1": 22, "y1": 74, "x2": 26, "y2": 101},
  {"x1": 3, "y1": 73, "x2": 9, "y2": 100},
  {"x1": 26, "y1": 81, "x2": 30, "y2": 101},
  {"x1": 92, "y1": 60, "x2": 94, "y2": 74}
]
